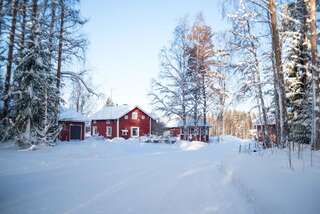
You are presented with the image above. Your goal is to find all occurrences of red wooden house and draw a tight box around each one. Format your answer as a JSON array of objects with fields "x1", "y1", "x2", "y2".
[
  {"x1": 59, "y1": 109, "x2": 87, "y2": 141},
  {"x1": 166, "y1": 118, "x2": 212, "y2": 142},
  {"x1": 253, "y1": 115, "x2": 277, "y2": 143},
  {"x1": 90, "y1": 105, "x2": 156, "y2": 139}
]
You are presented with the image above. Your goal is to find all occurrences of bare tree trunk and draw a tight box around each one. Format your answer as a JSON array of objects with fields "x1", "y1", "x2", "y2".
[
  {"x1": 256, "y1": 67, "x2": 270, "y2": 147},
  {"x1": 267, "y1": 10, "x2": 281, "y2": 146},
  {"x1": 309, "y1": 0, "x2": 320, "y2": 150},
  {"x1": 18, "y1": 0, "x2": 27, "y2": 59},
  {"x1": 246, "y1": 20, "x2": 270, "y2": 147},
  {"x1": 2, "y1": 0, "x2": 19, "y2": 119},
  {"x1": 0, "y1": 0, "x2": 5, "y2": 76},
  {"x1": 0, "y1": 0, "x2": 4, "y2": 37},
  {"x1": 202, "y1": 72, "x2": 207, "y2": 141},
  {"x1": 56, "y1": 0, "x2": 65, "y2": 90},
  {"x1": 268, "y1": 0, "x2": 288, "y2": 147}
]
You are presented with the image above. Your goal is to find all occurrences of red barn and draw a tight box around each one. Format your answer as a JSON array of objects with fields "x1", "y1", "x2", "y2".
[
  {"x1": 90, "y1": 105, "x2": 156, "y2": 139},
  {"x1": 59, "y1": 109, "x2": 87, "y2": 141},
  {"x1": 166, "y1": 118, "x2": 212, "y2": 142}
]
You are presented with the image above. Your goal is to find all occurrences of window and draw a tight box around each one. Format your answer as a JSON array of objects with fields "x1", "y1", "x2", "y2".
[
  {"x1": 121, "y1": 129, "x2": 128, "y2": 136},
  {"x1": 92, "y1": 126, "x2": 98, "y2": 135},
  {"x1": 132, "y1": 112, "x2": 138, "y2": 120},
  {"x1": 131, "y1": 127, "x2": 139, "y2": 137},
  {"x1": 106, "y1": 120, "x2": 110, "y2": 124},
  {"x1": 141, "y1": 115, "x2": 145, "y2": 120},
  {"x1": 106, "y1": 126, "x2": 112, "y2": 137},
  {"x1": 124, "y1": 115, "x2": 128, "y2": 119}
]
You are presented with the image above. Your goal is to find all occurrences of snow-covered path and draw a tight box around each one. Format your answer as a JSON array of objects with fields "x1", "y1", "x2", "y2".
[{"x1": 0, "y1": 137, "x2": 319, "y2": 214}]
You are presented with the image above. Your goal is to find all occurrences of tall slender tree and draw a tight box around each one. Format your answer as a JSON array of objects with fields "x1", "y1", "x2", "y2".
[
  {"x1": 2, "y1": 0, "x2": 19, "y2": 120},
  {"x1": 309, "y1": 0, "x2": 320, "y2": 149}
]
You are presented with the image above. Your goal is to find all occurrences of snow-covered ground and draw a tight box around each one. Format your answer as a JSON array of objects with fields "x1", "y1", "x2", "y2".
[{"x1": 0, "y1": 136, "x2": 320, "y2": 214}]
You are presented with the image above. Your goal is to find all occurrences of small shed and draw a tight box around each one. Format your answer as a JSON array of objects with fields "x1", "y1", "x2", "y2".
[
  {"x1": 253, "y1": 114, "x2": 277, "y2": 143},
  {"x1": 58, "y1": 109, "x2": 87, "y2": 141}
]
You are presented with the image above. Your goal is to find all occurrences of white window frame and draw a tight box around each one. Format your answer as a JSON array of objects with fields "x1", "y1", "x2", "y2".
[
  {"x1": 124, "y1": 115, "x2": 128, "y2": 119},
  {"x1": 92, "y1": 126, "x2": 98, "y2": 135},
  {"x1": 131, "y1": 127, "x2": 139, "y2": 137},
  {"x1": 132, "y1": 112, "x2": 138, "y2": 120},
  {"x1": 141, "y1": 115, "x2": 145, "y2": 120},
  {"x1": 106, "y1": 126, "x2": 112, "y2": 137},
  {"x1": 121, "y1": 129, "x2": 128, "y2": 136}
]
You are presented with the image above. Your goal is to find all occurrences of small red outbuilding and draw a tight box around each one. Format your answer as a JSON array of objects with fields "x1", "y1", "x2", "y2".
[
  {"x1": 166, "y1": 118, "x2": 212, "y2": 142},
  {"x1": 58, "y1": 109, "x2": 87, "y2": 141}
]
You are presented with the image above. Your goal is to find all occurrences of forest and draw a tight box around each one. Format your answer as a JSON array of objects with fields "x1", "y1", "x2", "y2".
[
  {"x1": 150, "y1": 0, "x2": 320, "y2": 156},
  {"x1": 0, "y1": 0, "x2": 91, "y2": 146}
]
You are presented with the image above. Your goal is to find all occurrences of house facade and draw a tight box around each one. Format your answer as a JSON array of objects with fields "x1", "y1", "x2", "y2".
[
  {"x1": 91, "y1": 105, "x2": 155, "y2": 139},
  {"x1": 166, "y1": 118, "x2": 212, "y2": 142}
]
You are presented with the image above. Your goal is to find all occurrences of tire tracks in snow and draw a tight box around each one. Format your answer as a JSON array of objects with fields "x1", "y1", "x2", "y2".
[{"x1": 217, "y1": 162, "x2": 261, "y2": 214}]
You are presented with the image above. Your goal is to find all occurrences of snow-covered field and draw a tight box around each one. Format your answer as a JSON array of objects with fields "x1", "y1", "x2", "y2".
[{"x1": 0, "y1": 136, "x2": 320, "y2": 214}]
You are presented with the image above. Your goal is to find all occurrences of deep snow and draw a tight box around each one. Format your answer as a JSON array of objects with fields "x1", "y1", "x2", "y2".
[{"x1": 0, "y1": 136, "x2": 319, "y2": 214}]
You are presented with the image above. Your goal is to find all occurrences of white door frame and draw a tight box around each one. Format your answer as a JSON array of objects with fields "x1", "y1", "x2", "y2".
[{"x1": 131, "y1": 127, "x2": 140, "y2": 137}]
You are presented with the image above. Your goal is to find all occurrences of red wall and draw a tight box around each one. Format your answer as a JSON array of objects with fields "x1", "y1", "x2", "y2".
[
  {"x1": 256, "y1": 124, "x2": 277, "y2": 143},
  {"x1": 119, "y1": 107, "x2": 151, "y2": 139},
  {"x1": 91, "y1": 107, "x2": 153, "y2": 139},
  {"x1": 91, "y1": 120, "x2": 117, "y2": 139},
  {"x1": 59, "y1": 121, "x2": 85, "y2": 141},
  {"x1": 169, "y1": 128, "x2": 181, "y2": 137}
]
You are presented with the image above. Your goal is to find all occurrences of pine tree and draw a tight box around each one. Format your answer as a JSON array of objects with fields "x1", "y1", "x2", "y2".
[{"x1": 282, "y1": 0, "x2": 311, "y2": 145}]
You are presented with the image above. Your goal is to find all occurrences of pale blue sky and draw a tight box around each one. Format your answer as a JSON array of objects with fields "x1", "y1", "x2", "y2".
[{"x1": 80, "y1": 0, "x2": 229, "y2": 110}]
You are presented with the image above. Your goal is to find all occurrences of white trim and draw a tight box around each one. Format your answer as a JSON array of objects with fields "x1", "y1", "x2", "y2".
[
  {"x1": 119, "y1": 106, "x2": 156, "y2": 120},
  {"x1": 149, "y1": 117, "x2": 152, "y2": 135},
  {"x1": 106, "y1": 126, "x2": 112, "y2": 137},
  {"x1": 131, "y1": 127, "x2": 139, "y2": 137},
  {"x1": 131, "y1": 112, "x2": 138, "y2": 120},
  {"x1": 121, "y1": 129, "x2": 128, "y2": 136},
  {"x1": 116, "y1": 119, "x2": 119, "y2": 137},
  {"x1": 92, "y1": 125, "x2": 98, "y2": 135}
]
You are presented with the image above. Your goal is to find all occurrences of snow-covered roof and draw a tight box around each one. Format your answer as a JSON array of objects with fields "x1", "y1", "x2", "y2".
[
  {"x1": 166, "y1": 118, "x2": 212, "y2": 128},
  {"x1": 90, "y1": 105, "x2": 131, "y2": 120},
  {"x1": 59, "y1": 109, "x2": 88, "y2": 122},
  {"x1": 90, "y1": 105, "x2": 156, "y2": 120},
  {"x1": 253, "y1": 114, "x2": 276, "y2": 126}
]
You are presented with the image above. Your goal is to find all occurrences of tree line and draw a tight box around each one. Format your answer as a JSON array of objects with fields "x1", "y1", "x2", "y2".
[
  {"x1": 151, "y1": 0, "x2": 320, "y2": 154},
  {"x1": 0, "y1": 0, "x2": 88, "y2": 147},
  {"x1": 209, "y1": 111, "x2": 254, "y2": 139}
]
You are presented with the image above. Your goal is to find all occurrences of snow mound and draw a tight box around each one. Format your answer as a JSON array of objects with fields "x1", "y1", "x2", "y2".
[{"x1": 179, "y1": 140, "x2": 207, "y2": 151}]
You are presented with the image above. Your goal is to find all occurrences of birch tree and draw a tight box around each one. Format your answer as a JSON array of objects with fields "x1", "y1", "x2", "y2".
[
  {"x1": 150, "y1": 20, "x2": 193, "y2": 140},
  {"x1": 228, "y1": 1, "x2": 271, "y2": 147},
  {"x1": 188, "y1": 14, "x2": 225, "y2": 140}
]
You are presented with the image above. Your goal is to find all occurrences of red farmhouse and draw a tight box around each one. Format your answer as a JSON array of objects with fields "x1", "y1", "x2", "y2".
[
  {"x1": 91, "y1": 105, "x2": 156, "y2": 139},
  {"x1": 59, "y1": 109, "x2": 87, "y2": 141}
]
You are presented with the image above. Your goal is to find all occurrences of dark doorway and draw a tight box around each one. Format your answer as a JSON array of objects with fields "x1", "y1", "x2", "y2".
[{"x1": 70, "y1": 125, "x2": 81, "y2": 140}]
